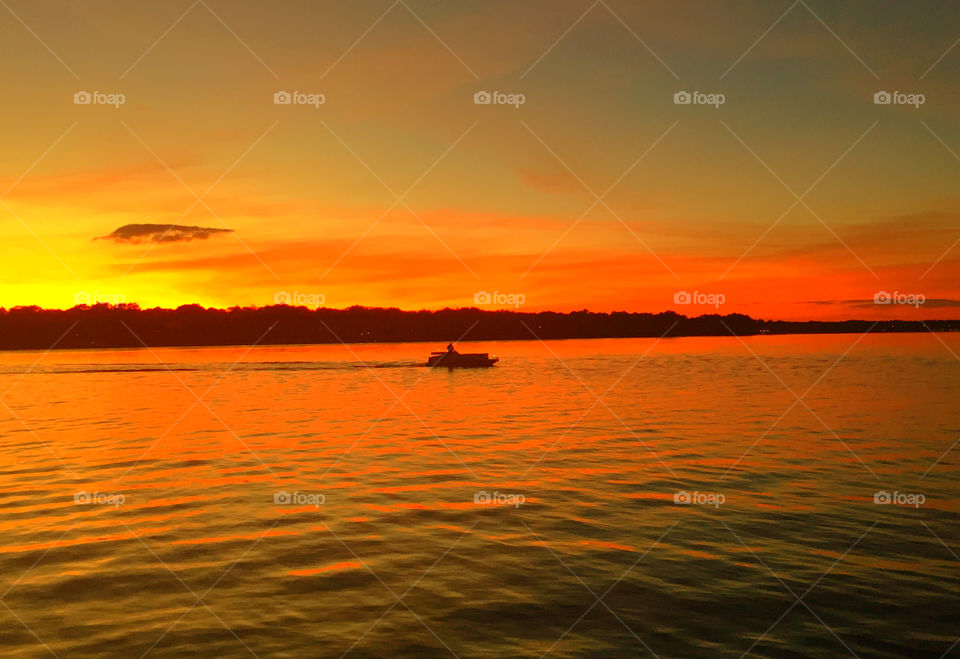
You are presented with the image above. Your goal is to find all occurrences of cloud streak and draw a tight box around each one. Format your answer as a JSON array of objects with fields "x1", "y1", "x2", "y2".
[
  {"x1": 804, "y1": 298, "x2": 960, "y2": 309},
  {"x1": 96, "y1": 224, "x2": 234, "y2": 244}
]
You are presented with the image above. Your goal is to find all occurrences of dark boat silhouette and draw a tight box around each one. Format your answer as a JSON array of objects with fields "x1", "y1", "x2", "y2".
[{"x1": 426, "y1": 349, "x2": 498, "y2": 368}]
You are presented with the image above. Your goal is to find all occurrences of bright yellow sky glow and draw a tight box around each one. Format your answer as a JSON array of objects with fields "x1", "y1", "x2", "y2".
[{"x1": 1, "y1": 1, "x2": 959, "y2": 319}]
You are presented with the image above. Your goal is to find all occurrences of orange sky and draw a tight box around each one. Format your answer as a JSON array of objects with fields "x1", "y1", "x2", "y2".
[{"x1": 1, "y1": 1, "x2": 959, "y2": 320}]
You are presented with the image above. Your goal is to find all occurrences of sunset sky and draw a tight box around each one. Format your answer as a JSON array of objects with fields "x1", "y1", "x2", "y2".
[{"x1": 1, "y1": 0, "x2": 959, "y2": 319}]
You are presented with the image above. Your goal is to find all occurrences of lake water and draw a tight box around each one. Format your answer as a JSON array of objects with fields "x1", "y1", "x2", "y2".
[{"x1": 0, "y1": 334, "x2": 957, "y2": 657}]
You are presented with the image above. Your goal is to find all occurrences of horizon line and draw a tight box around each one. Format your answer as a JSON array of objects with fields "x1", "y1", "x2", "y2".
[{"x1": 0, "y1": 302, "x2": 957, "y2": 327}]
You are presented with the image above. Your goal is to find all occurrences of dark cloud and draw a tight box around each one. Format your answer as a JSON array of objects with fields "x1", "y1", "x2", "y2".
[
  {"x1": 95, "y1": 223, "x2": 234, "y2": 244},
  {"x1": 918, "y1": 299, "x2": 960, "y2": 309},
  {"x1": 803, "y1": 298, "x2": 960, "y2": 309}
]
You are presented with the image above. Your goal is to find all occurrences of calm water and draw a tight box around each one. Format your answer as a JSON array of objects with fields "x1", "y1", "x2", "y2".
[{"x1": 0, "y1": 335, "x2": 958, "y2": 658}]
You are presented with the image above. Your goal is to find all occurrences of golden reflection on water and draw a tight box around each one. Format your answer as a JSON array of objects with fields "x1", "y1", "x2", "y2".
[{"x1": 0, "y1": 334, "x2": 958, "y2": 656}]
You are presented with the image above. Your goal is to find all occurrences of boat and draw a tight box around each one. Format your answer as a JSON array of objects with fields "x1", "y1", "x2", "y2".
[{"x1": 426, "y1": 350, "x2": 498, "y2": 368}]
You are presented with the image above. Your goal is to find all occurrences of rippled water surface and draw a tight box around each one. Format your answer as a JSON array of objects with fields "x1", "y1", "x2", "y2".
[{"x1": 0, "y1": 335, "x2": 958, "y2": 657}]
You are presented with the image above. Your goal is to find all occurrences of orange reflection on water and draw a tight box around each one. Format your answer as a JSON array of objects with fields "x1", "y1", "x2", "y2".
[
  {"x1": 0, "y1": 334, "x2": 957, "y2": 656},
  {"x1": 171, "y1": 529, "x2": 300, "y2": 545},
  {"x1": 288, "y1": 561, "x2": 363, "y2": 577}
]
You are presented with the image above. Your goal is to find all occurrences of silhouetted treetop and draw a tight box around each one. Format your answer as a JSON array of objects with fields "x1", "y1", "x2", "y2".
[{"x1": 0, "y1": 304, "x2": 954, "y2": 350}]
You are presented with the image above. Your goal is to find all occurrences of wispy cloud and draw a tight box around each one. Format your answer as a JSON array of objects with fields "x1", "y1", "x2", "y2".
[
  {"x1": 95, "y1": 224, "x2": 234, "y2": 244},
  {"x1": 804, "y1": 298, "x2": 960, "y2": 309}
]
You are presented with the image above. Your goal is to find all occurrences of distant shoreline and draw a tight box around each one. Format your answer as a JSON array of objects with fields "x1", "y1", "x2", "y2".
[
  {"x1": 0, "y1": 304, "x2": 955, "y2": 351},
  {"x1": 0, "y1": 331, "x2": 954, "y2": 354}
]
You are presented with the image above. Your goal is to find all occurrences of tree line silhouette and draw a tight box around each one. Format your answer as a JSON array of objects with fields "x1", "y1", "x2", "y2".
[{"x1": 0, "y1": 304, "x2": 954, "y2": 350}]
